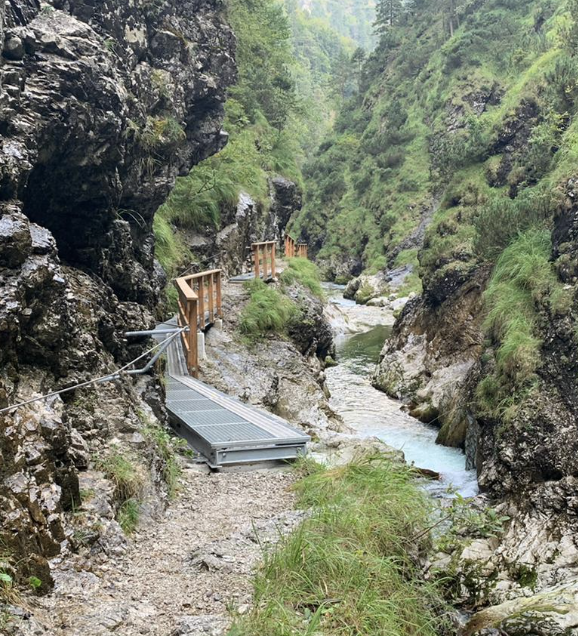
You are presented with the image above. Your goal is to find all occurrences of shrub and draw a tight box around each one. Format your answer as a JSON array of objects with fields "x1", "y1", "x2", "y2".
[
  {"x1": 280, "y1": 258, "x2": 324, "y2": 298},
  {"x1": 240, "y1": 280, "x2": 299, "y2": 337},
  {"x1": 474, "y1": 187, "x2": 555, "y2": 260}
]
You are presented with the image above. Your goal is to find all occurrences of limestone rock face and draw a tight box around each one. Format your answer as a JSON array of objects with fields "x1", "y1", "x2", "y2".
[
  {"x1": 183, "y1": 177, "x2": 303, "y2": 276},
  {"x1": 0, "y1": 0, "x2": 235, "y2": 590},
  {"x1": 344, "y1": 272, "x2": 390, "y2": 304},
  {"x1": 373, "y1": 268, "x2": 487, "y2": 450},
  {"x1": 1, "y1": 0, "x2": 235, "y2": 300}
]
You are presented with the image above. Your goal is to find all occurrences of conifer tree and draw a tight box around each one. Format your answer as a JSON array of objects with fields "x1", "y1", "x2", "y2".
[{"x1": 374, "y1": 0, "x2": 403, "y2": 33}]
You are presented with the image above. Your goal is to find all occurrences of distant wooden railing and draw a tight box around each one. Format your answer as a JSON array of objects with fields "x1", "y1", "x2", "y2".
[
  {"x1": 175, "y1": 269, "x2": 222, "y2": 378},
  {"x1": 284, "y1": 234, "x2": 308, "y2": 260},
  {"x1": 284, "y1": 234, "x2": 296, "y2": 258},
  {"x1": 252, "y1": 241, "x2": 277, "y2": 280}
]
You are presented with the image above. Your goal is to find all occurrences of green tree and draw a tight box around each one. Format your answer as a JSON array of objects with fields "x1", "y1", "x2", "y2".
[
  {"x1": 374, "y1": 0, "x2": 403, "y2": 32},
  {"x1": 566, "y1": 0, "x2": 578, "y2": 56},
  {"x1": 228, "y1": 0, "x2": 297, "y2": 130}
]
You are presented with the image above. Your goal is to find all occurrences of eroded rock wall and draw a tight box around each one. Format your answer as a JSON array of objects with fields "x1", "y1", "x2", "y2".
[
  {"x1": 0, "y1": 0, "x2": 235, "y2": 589},
  {"x1": 185, "y1": 176, "x2": 303, "y2": 276}
]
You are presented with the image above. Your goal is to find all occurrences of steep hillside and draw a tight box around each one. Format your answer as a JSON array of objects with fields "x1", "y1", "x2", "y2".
[
  {"x1": 154, "y1": 0, "x2": 361, "y2": 281},
  {"x1": 298, "y1": 0, "x2": 376, "y2": 49},
  {"x1": 297, "y1": 0, "x2": 578, "y2": 626}
]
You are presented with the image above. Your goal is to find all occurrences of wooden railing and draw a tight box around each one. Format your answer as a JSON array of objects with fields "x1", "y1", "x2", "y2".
[
  {"x1": 252, "y1": 241, "x2": 277, "y2": 280},
  {"x1": 284, "y1": 234, "x2": 296, "y2": 258},
  {"x1": 175, "y1": 269, "x2": 222, "y2": 378},
  {"x1": 284, "y1": 234, "x2": 308, "y2": 260}
]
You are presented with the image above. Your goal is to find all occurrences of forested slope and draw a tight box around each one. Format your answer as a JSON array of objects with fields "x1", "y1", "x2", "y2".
[
  {"x1": 293, "y1": 0, "x2": 574, "y2": 288},
  {"x1": 297, "y1": 0, "x2": 376, "y2": 49},
  {"x1": 292, "y1": 0, "x2": 578, "y2": 621},
  {"x1": 154, "y1": 0, "x2": 371, "y2": 278}
]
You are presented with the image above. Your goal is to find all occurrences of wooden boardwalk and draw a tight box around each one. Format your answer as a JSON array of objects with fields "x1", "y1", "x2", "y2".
[{"x1": 155, "y1": 321, "x2": 310, "y2": 468}]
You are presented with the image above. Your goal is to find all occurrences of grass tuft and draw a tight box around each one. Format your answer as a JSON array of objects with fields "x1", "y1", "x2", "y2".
[
  {"x1": 280, "y1": 258, "x2": 324, "y2": 298},
  {"x1": 231, "y1": 456, "x2": 448, "y2": 636},
  {"x1": 239, "y1": 280, "x2": 299, "y2": 337},
  {"x1": 97, "y1": 451, "x2": 145, "y2": 534}
]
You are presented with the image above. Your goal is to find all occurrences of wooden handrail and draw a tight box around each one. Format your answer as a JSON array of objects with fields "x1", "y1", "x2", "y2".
[
  {"x1": 252, "y1": 241, "x2": 277, "y2": 280},
  {"x1": 174, "y1": 269, "x2": 223, "y2": 378},
  {"x1": 284, "y1": 234, "x2": 308, "y2": 260},
  {"x1": 284, "y1": 234, "x2": 296, "y2": 258}
]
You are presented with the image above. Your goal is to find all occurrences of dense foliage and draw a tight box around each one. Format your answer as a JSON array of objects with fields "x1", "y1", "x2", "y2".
[
  {"x1": 295, "y1": 0, "x2": 377, "y2": 49},
  {"x1": 292, "y1": 0, "x2": 578, "y2": 414},
  {"x1": 154, "y1": 0, "x2": 370, "y2": 276},
  {"x1": 293, "y1": 0, "x2": 578, "y2": 271}
]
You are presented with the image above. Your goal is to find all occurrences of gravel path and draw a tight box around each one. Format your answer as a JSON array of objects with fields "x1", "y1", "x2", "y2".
[{"x1": 28, "y1": 465, "x2": 298, "y2": 636}]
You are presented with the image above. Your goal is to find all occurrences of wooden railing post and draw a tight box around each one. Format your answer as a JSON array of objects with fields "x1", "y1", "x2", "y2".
[
  {"x1": 198, "y1": 277, "x2": 205, "y2": 330},
  {"x1": 253, "y1": 244, "x2": 260, "y2": 279},
  {"x1": 252, "y1": 241, "x2": 277, "y2": 280},
  {"x1": 189, "y1": 293, "x2": 199, "y2": 378},
  {"x1": 208, "y1": 273, "x2": 215, "y2": 324},
  {"x1": 262, "y1": 245, "x2": 268, "y2": 279},
  {"x1": 216, "y1": 271, "x2": 222, "y2": 318},
  {"x1": 175, "y1": 269, "x2": 222, "y2": 379}
]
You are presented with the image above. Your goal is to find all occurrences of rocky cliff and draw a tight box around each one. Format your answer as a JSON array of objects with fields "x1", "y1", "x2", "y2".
[
  {"x1": 368, "y1": 6, "x2": 578, "y2": 630},
  {"x1": 184, "y1": 176, "x2": 302, "y2": 276},
  {"x1": 0, "y1": 0, "x2": 234, "y2": 595}
]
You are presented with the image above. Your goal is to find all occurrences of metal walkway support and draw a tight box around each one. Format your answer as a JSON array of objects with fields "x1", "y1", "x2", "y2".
[{"x1": 155, "y1": 321, "x2": 310, "y2": 468}]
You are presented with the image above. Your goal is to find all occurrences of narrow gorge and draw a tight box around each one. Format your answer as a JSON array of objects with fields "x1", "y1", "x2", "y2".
[{"x1": 2, "y1": 0, "x2": 578, "y2": 635}]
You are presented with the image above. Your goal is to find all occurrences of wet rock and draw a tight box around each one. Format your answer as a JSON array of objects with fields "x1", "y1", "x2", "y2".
[
  {"x1": 465, "y1": 579, "x2": 578, "y2": 636},
  {"x1": 344, "y1": 272, "x2": 390, "y2": 304},
  {"x1": 373, "y1": 268, "x2": 487, "y2": 449},
  {"x1": 314, "y1": 434, "x2": 404, "y2": 467},
  {"x1": 285, "y1": 284, "x2": 334, "y2": 360},
  {"x1": 366, "y1": 296, "x2": 391, "y2": 308}
]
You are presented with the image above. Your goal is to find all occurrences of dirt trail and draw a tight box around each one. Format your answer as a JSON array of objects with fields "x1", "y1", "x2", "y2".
[{"x1": 27, "y1": 465, "x2": 298, "y2": 636}]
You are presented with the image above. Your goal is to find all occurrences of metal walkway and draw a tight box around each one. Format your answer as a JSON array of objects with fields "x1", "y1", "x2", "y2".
[{"x1": 155, "y1": 322, "x2": 310, "y2": 468}]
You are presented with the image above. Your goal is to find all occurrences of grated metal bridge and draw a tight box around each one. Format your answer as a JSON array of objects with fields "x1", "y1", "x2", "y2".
[{"x1": 155, "y1": 321, "x2": 310, "y2": 468}]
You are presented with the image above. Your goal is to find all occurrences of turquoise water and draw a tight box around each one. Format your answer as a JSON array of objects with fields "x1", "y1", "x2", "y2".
[{"x1": 326, "y1": 298, "x2": 478, "y2": 498}]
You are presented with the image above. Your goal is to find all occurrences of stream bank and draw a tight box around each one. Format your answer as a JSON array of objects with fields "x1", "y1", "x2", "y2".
[{"x1": 323, "y1": 284, "x2": 478, "y2": 498}]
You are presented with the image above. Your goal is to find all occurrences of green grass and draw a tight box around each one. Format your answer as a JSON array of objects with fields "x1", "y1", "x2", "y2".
[
  {"x1": 397, "y1": 271, "x2": 423, "y2": 297},
  {"x1": 117, "y1": 499, "x2": 141, "y2": 535},
  {"x1": 143, "y1": 422, "x2": 183, "y2": 499},
  {"x1": 97, "y1": 451, "x2": 145, "y2": 534},
  {"x1": 239, "y1": 280, "x2": 299, "y2": 337},
  {"x1": 230, "y1": 457, "x2": 448, "y2": 636},
  {"x1": 477, "y1": 228, "x2": 561, "y2": 418},
  {"x1": 280, "y1": 258, "x2": 324, "y2": 298},
  {"x1": 153, "y1": 214, "x2": 193, "y2": 276}
]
